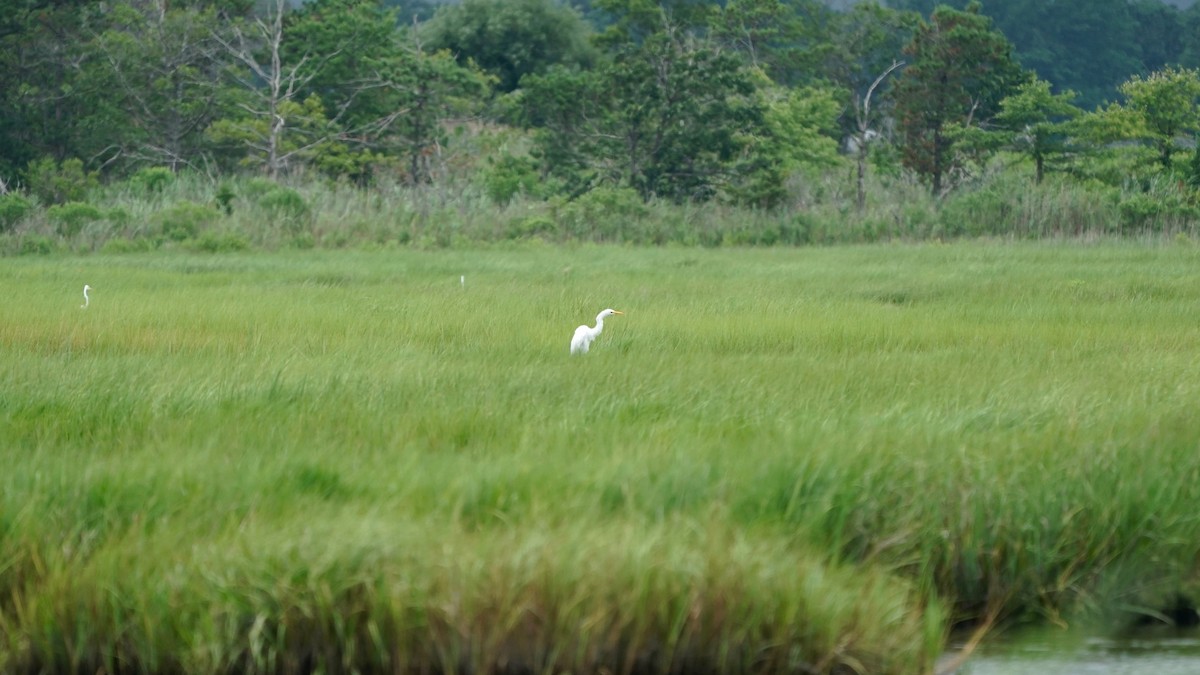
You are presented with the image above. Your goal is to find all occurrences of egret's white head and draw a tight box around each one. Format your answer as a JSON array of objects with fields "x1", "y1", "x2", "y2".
[
  {"x1": 84, "y1": 284, "x2": 91, "y2": 292},
  {"x1": 599, "y1": 308, "x2": 623, "y2": 318}
]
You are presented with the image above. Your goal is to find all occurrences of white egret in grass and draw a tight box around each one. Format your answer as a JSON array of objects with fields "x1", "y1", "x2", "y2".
[
  {"x1": 80, "y1": 284, "x2": 91, "y2": 309},
  {"x1": 570, "y1": 308, "x2": 623, "y2": 355}
]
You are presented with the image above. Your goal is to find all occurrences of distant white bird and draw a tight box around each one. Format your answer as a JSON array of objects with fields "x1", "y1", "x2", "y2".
[
  {"x1": 460, "y1": 275, "x2": 465, "y2": 288},
  {"x1": 80, "y1": 284, "x2": 91, "y2": 309},
  {"x1": 570, "y1": 308, "x2": 623, "y2": 355}
]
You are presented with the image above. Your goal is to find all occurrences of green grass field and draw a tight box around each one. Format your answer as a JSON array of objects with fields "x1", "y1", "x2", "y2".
[{"x1": 4, "y1": 242, "x2": 1200, "y2": 674}]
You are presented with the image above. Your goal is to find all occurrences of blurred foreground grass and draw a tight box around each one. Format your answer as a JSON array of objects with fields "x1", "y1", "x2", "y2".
[{"x1": 3, "y1": 242, "x2": 1200, "y2": 673}]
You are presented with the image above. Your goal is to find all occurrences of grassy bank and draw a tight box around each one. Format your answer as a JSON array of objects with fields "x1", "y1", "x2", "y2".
[
  {"x1": 4, "y1": 165, "x2": 1200, "y2": 256},
  {"x1": 3, "y1": 243, "x2": 1200, "y2": 673}
]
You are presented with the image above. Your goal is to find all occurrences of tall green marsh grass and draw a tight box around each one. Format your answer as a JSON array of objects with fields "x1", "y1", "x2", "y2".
[
  {"x1": 3, "y1": 243, "x2": 1200, "y2": 672},
  {"x1": 7, "y1": 167, "x2": 1200, "y2": 254}
]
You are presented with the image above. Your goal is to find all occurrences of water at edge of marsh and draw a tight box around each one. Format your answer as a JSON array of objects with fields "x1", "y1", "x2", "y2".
[{"x1": 943, "y1": 628, "x2": 1200, "y2": 675}]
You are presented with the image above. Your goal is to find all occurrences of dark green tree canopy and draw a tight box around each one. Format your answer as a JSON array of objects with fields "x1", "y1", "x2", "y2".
[
  {"x1": 519, "y1": 28, "x2": 767, "y2": 202},
  {"x1": 424, "y1": 0, "x2": 596, "y2": 92},
  {"x1": 894, "y1": 2, "x2": 1027, "y2": 194},
  {"x1": 887, "y1": 0, "x2": 1193, "y2": 108}
]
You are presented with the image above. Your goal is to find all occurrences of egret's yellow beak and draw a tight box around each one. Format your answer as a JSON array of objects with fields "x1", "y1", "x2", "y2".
[{"x1": 613, "y1": 310, "x2": 624, "y2": 315}]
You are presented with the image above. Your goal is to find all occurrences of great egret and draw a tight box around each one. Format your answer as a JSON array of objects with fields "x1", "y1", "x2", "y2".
[
  {"x1": 80, "y1": 284, "x2": 91, "y2": 309},
  {"x1": 570, "y1": 308, "x2": 623, "y2": 354}
]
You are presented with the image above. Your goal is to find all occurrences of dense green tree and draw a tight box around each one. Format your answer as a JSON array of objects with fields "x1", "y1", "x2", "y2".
[
  {"x1": 708, "y1": 0, "x2": 832, "y2": 86},
  {"x1": 283, "y1": 0, "x2": 405, "y2": 129},
  {"x1": 285, "y1": 0, "x2": 491, "y2": 183},
  {"x1": 513, "y1": 66, "x2": 596, "y2": 193},
  {"x1": 596, "y1": 32, "x2": 764, "y2": 201},
  {"x1": 894, "y1": 2, "x2": 1026, "y2": 195},
  {"x1": 424, "y1": 0, "x2": 596, "y2": 92},
  {"x1": 0, "y1": 0, "x2": 102, "y2": 174},
  {"x1": 209, "y1": 0, "x2": 486, "y2": 183},
  {"x1": 1118, "y1": 66, "x2": 1200, "y2": 169},
  {"x1": 87, "y1": 1, "x2": 233, "y2": 172},
  {"x1": 737, "y1": 83, "x2": 841, "y2": 207},
  {"x1": 1187, "y1": 138, "x2": 1200, "y2": 189},
  {"x1": 207, "y1": 94, "x2": 347, "y2": 175},
  {"x1": 519, "y1": 28, "x2": 767, "y2": 202},
  {"x1": 992, "y1": 76, "x2": 1083, "y2": 183},
  {"x1": 369, "y1": 39, "x2": 490, "y2": 184}
]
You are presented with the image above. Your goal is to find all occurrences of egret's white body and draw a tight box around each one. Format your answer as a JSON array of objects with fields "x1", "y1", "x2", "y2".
[
  {"x1": 81, "y1": 284, "x2": 91, "y2": 309},
  {"x1": 570, "y1": 308, "x2": 623, "y2": 354}
]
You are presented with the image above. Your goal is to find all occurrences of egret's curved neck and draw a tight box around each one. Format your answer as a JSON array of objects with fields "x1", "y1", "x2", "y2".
[{"x1": 593, "y1": 314, "x2": 606, "y2": 332}]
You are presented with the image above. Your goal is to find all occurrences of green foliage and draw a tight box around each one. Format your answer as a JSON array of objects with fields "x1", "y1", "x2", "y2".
[
  {"x1": 761, "y1": 85, "x2": 844, "y2": 173},
  {"x1": 483, "y1": 153, "x2": 544, "y2": 205},
  {"x1": 104, "y1": 207, "x2": 132, "y2": 228},
  {"x1": 100, "y1": 237, "x2": 158, "y2": 254},
  {"x1": 708, "y1": 0, "x2": 831, "y2": 86},
  {"x1": 157, "y1": 200, "x2": 220, "y2": 241},
  {"x1": 24, "y1": 157, "x2": 99, "y2": 205},
  {"x1": 130, "y1": 167, "x2": 176, "y2": 194},
  {"x1": 961, "y1": 0, "x2": 1142, "y2": 109},
  {"x1": 993, "y1": 77, "x2": 1084, "y2": 183},
  {"x1": 505, "y1": 214, "x2": 556, "y2": 239},
  {"x1": 45, "y1": 201, "x2": 104, "y2": 236},
  {"x1": 16, "y1": 234, "x2": 56, "y2": 255},
  {"x1": 1188, "y1": 142, "x2": 1200, "y2": 190},
  {"x1": 86, "y1": 2, "x2": 231, "y2": 172},
  {"x1": 1118, "y1": 188, "x2": 1200, "y2": 233},
  {"x1": 0, "y1": 193, "x2": 33, "y2": 232},
  {"x1": 556, "y1": 186, "x2": 648, "y2": 239},
  {"x1": 284, "y1": 0, "x2": 405, "y2": 128},
  {"x1": 424, "y1": 0, "x2": 596, "y2": 92},
  {"x1": 514, "y1": 66, "x2": 596, "y2": 193},
  {"x1": 722, "y1": 213, "x2": 812, "y2": 245},
  {"x1": 256, "y1": 187, "x2": 311, "y2": 230},
  {"x1": 726, "y1": 79, "x2": 843, "y2": 207},
  {"x1": 592, "y1": 0, "x2": 714, "y2": 45},
  {"x1": 1118, "y1": 66, "x2": 1200, "y2": 169},
  {"x1": 521, "y1": 32, "x2": 767, "y2": 203},
  {"x1": 206, "y1": 96, "x2": 342, "y2": 177},
  {"x1": 894, "y1": 2, "x2": 1027, "y2": 195},
  {"x1": 187, "y1": 230, "x2": 250, "y2": 252},
  {"x1": 215, "y1": 182, "x2": 236, "y2": 216},
  {"x1": 823, "y1": 2, "x2": 920, "y2": 121},
  {"x1": 239, "y1": 177, "x2": 281, "y2": 200}
]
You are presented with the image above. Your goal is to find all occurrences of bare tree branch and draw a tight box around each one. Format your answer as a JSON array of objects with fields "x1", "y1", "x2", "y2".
[{"x1": 853, "y1": 59, "x2": 904, "y2": 212}]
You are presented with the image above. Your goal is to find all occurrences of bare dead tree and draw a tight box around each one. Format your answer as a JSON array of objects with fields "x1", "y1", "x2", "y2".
[
  {"x1": 853, "y1": 60, "x2": 904, "y2": 212},
  {"x1": 212, "y1": 0, "x2": 338, "y2": 178},
  {"x1": 92, "y1": 0, "x2": 228, "y2": 172}
]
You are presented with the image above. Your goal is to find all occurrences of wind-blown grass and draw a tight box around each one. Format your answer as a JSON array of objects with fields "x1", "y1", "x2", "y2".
[
  {"x1": 8, "y1": 167, "x2": 1198, "y2": 255},
  {"x1": 3, "y1": 243, "x2": 1200, "y2": 673}
]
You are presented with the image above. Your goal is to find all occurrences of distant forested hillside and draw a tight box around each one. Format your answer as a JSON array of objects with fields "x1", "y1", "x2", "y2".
[
  {"x1": 379, "y1": 0, "x2": 1200, "y2": 107},
  {"x1": 881, "y1": 0, "x2": 1200, "y2": 106}
]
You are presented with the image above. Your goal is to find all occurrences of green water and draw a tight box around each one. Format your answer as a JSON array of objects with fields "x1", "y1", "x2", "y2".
[{"x1": 953, "y1": 632, "x2": 1200, "y2": 674}]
